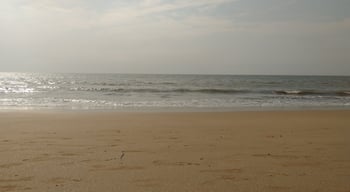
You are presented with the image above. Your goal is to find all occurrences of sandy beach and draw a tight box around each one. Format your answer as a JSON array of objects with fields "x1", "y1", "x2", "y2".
[{"x1": 0, "y1": 110, "x2": 349, "y2": 192}]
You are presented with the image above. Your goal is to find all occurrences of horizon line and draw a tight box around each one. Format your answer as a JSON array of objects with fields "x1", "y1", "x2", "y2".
[{"x1": 0, "y1": 71, "x2": 350, "y2": 77}]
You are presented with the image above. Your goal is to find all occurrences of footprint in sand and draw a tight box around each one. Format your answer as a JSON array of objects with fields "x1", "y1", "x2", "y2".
[
  {"x1": 90, "y1": 165, "x2": 144, "y2": 171},
  {"x1": 0, "y1": 177, "x2": 33, "y2": 183},
  {"x1": 200, "y1": 169, "x2": 242, "y2": 184},
  {"x1": 201, "y1": 175, "x2": 237, "y2": 185},
  {"x1": 282, "y1": 161, "x2": 321, "y2": 167},
  {"x1": 0, "y1": 163, "x2": 23, "y2": 169},
  {"x1": 133, "y1": 179, "x2": 159, "y2": 188},
  {"x1": 48, "y1": 177, "x2": 81, "y2": 186},
  {"x1": 252, "y1": 153, "x2": 299, "y2": 159},
  {"x1": 152, "y1": 160, "x2": 200, "y2": 166},
  {"x1": 60, "y1": 153, "x2": 78, "y2": 157},
  {"x1": 0, "y1": 185, "x2": 18, "y2": 191},
  {"x1": 200, "y1": 168, "x2": 242, "y2": 174}
]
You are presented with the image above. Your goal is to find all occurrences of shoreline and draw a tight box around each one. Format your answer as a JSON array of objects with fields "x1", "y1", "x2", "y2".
[
  {"x1": 1, "y1": 105, "x2": 350, "y2": 113},
  {"x1": 1, "y1": 110, "x2": 349, "y2": 191}
]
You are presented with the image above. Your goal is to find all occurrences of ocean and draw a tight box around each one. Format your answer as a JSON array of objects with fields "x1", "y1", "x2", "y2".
[{"x1": 0, "y1": 72, "x2": 349, "y2": 110}]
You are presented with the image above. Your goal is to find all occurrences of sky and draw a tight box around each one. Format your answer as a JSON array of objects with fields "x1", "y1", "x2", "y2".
[{"x1": 0, "y1": 0, "x2": 350, "y2": 75}]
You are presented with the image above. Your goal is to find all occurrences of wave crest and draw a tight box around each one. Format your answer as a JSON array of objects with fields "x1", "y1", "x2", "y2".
[{"x1": 275, "y1": 90, "x2": 350, "y2": 96}]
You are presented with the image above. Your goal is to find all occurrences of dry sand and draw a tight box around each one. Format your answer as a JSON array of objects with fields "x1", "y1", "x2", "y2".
[{"x1": 0, "y1": 110, "x2": 349, "y2": 192}]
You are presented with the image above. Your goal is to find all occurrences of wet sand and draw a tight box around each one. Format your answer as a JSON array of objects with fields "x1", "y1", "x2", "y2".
[{"x1": 0, "y1": 110, "x2": 349, "y2": 191}]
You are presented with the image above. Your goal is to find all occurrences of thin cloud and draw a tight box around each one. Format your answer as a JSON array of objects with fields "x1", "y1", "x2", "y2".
[
  {"x1": 0, "y1": 0, "x2": 349, "y2": 75},
  {"x1": 138, "y1": 0, "x2": 236, "y2": 14}
]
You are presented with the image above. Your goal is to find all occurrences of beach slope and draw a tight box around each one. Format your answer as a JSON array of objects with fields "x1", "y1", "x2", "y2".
[{"x1": 0, "y1": 110, "x2": 349, "y2": 191}]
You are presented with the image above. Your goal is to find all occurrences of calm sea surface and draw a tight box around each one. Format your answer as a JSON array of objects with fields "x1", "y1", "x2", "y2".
[{"x1": 0, "y1": 73, "x2": 349, "y2": 110}]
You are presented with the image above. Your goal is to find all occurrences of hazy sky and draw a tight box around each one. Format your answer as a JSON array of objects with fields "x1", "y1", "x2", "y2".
[{"x1": 1, "y1": 0, "x2": 350, "y2": 75}]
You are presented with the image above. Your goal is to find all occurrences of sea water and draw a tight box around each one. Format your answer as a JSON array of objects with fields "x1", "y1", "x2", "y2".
[{"x1": 0, "y1": 72, "x2": 349, "y2": 110}]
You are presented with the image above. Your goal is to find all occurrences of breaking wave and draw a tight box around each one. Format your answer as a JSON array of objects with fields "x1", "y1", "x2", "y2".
[
  {"x1": 274, "y1": 90, "x2": 350, "y2": 96},
  {"x1": 70, "y1": 87, "x2": 248, "y2": 94}
]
